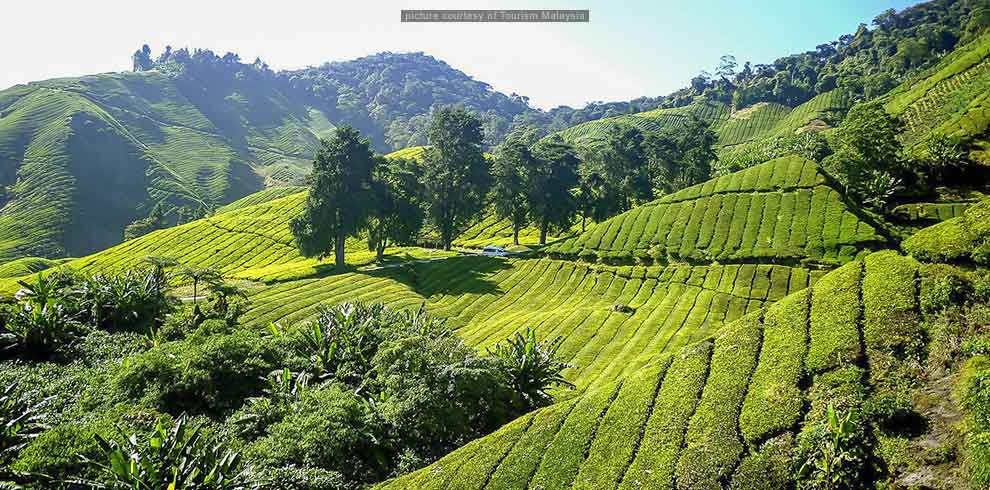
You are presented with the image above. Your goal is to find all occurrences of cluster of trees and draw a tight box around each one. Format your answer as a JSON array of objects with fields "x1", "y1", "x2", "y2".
[
  {"x1": 823, "y1": 101, "x2": 978, "y2": 211},
  {"x1": 291, "y1": 107, "x2": 494, "y2": 263},
  {"x1": 663, "y1": 0, "x2": 990, "y2": 110},
  {"x1": 292, "y1": 106, "x2": 719, "y2": 264}
]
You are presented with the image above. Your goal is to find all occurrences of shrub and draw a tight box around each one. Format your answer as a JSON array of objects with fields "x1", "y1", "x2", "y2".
[
  {"x1": 862, "y1": 251, "x2": 922, "y2": 357},
  {"x1": 113, "y1": 330, "x2": 283, "y2": 415},
  {"x1": 919, "y1": 264, "x2": 970, "y2": 314},
  {"x1": 729, "y1": 433, "x2": 794, "y2": 490},
  {"x1": 808, "y1": 262, "x2": 862, "y2": 372},
  {"x1": 0, "y1": 302, "x2": 81, "y2": 359},
  {"x1": 960, "y1": 356, "x2": 990, "y2": 430},
  {"x1": 740, "y1": 290, "x2": 808, "y2": 446},
  {"x1": 489, "y1": 328, "x2": 574, "y2": 410},
  {"x1": 256, "y1": 466, "x2": 353, "y2": 490},
  {"x1": 80, "y1": 414, "x2": 256, "y2": 490},
  {"x1": 246, "y1": 384, "x2": 383, "y2": 483},
  {"x1": 0, "y1": 383, "x2": 48, "y2": 466},
  {"x1": 966, "y1": 431, "x2": 990, "y2": 489},
  {"x1": 797, "y1": 405, "x2": 867, "y2": 490},
  {"x1": 72, "y1": 269, "x2": 174, "y2": 333},
  {"x1": 675, "y1": 317, "x2": 760, "y2": 488},
  {"x1": 11, "y1": 405, "x2": 160, "y2": 484}
]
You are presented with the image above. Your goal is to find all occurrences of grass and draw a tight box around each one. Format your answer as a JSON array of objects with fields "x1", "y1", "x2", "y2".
[
  {"x1": 548, "y1": 156, "x2": 887, "y2": 264},
  {"x1": 379, "y1": 247, "x2": 926, "y2": 490}
]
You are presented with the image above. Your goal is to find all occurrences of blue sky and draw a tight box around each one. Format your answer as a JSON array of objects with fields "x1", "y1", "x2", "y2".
[{"x1": 1, "y1": 0, "x2": 919, "y2": 109}]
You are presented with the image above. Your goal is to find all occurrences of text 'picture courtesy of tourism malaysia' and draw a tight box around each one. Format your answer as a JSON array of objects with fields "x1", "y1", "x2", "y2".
[{"x1": 2, "y1": 0, "x2": 990, "y2": 489}]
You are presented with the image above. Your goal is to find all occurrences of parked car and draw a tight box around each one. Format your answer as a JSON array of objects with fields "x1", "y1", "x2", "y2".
[{"x1": 481, "y1": 246, "x2": 510, "y2": 257}]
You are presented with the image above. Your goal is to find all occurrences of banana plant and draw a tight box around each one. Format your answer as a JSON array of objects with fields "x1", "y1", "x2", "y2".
[{"x1": 80, "y1": 415, "x2": 259, "y2": 489}]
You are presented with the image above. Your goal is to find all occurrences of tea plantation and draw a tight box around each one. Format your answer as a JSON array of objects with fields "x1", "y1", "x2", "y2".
[
  {"x1": 376, "y1": 250, "x2": 920, "y2": 490},
  {"x1": 547, "y1": 156, "x2": 888, "y2": 264}
]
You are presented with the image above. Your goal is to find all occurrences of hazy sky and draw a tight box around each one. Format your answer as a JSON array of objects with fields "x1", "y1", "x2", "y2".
[{"x1": 2, "y1": 0, "x2": 919, "y2": 109}]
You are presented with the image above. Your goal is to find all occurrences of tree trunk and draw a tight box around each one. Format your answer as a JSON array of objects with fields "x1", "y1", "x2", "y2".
[
  {"x1": 513, "y1": 224, "x2": 520, "y2": 246},
  {"x1": 442, "y1": 227, "x2": 452, "y2": 251},
  {"x1": 335, "y1": 231, "x2": 346, "y2": 269},
  {"x1": 539, "y1": 225, "x2": 547, "y2": 246},
  {"x1": 376, "y1": 240, "x2": 386, "y2": 261},
  {"x1": 582, "y1": 214, "x2": 587, "y2": 233}
]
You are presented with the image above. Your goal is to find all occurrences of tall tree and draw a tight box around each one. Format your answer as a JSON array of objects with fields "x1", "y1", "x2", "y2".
[
  {"x1": 529, "y1": 135, "x2": 579, "y2": 245},
  {"x1": 421, "y1": 107, "x2": 490, "y2": 250},
  {"x1": 290, "y1": 126, "x2": 377, "y2": 268},
  {"x1": 826, "y1": 101, "x2": 905, "y2": 189},
  {"x1": 597, "y1": 126, "x2": 652, "y2": 212},
  {"x1": 367, "y1": 157, "x2": 424, "y2": 260},
  {"x1": 644, "y1": 116, "x2": 717, "y2": 195},
  {"x1": 675, "y1": 115, "x2": 718, "y2": 190},
  {"x1": 491, "y1": 131, "x2": 536, "y2": 246},
  {"x1": 132, "y1": 44, "x2": 153, "y2": 72}
]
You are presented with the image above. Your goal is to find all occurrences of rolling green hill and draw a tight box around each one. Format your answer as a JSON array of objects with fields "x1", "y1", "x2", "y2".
[
  {"x1": 376, "y1": 249, "x2": 919, "y2": 490},
  {"x1": 547, "y1": 156, "x2": 888, "y2": 264},
  {"x1": 18, "y1": 191, "x2": 454, "y2": 287}
]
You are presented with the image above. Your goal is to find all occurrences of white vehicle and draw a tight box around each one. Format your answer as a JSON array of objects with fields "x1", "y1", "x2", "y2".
[{"x1": 481, "y1": 246, "x2": 510, "y2": 257}]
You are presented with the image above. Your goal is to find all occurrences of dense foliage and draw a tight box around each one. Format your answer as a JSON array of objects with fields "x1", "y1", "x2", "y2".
[
  {"x1": 291, "y1": 127, "x2": 378, "y2": 267},
  {"x1": 663, "y1": 0, "x2": 988, "y2": 110}
]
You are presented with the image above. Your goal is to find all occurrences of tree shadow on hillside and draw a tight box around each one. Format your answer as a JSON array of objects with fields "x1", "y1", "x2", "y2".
[{"x1": 367, "y1": 255, "x2": 513, "y2": 297}]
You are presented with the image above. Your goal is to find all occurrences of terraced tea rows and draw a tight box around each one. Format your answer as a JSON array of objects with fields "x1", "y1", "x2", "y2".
[
  {"x1": 377, "y1": 250, "x2": 920, "y2": 490},
  {"x1": 242, "y1": 256, "x2": 823, "y2": 391},
  {"x1": 886, "y1": 34, "x2": 990, "y2": 146},
  {"x1": 548, "y1": 156, "x2": 887, "y2": 264},
  {"x1": 453, "y1": 213, "x2": 582, "y2": 249},
  {"x1": 46, "y1": 191, "x2": 453, "y2": 284},
  {"x1": 0, "y1": 68, "x2": 339, "y2": 260},
  {"x1": 556, "y1": 101, "x2": 730, "y2": 148},
  {"x1": 216, "y1": 186, "x2": 305, "y2": 214},
  {"x1": 713, "y1": 102, "x2": 791, "y2": 147},
  {"x1": 0, "y1": 256, "x2": 70, "y2": 279},
  {"x1": 892, "y1": 201, "x2": 970, "y2": 223},
  {"x1": 555, "y1": 90, "x2": 852, "y2": 153}
]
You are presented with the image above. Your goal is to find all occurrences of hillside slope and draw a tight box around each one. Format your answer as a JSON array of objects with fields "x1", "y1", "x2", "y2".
[
  {"x1": 547, "y1": 156, "x2": 888, "y2": 264},
  {"x1": 554, "y1": 91, "x2": 851, "y2": 153},
  {"x1": 884, "y1": 33, "x2": 990, "y2": 163},
  {"x1": 376, "y1": 249, "x2": 921, "y2": 490},
  {"x1": 0, "y1": 51, "x2": 535, "y2": 262}
]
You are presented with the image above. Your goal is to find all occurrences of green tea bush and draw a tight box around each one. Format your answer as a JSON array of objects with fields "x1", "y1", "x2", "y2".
[
  {"x1": 256, "y1": 466, "x2": 353, "y2": 490},
  {"x1": 740, "y1": 290, "x2": 809, "y2": 446},
  {"x1": 729, "y1": 433, "x2": 795, "y2": 490},
  {"x1": 862, "y1": 251, "x2": 922, "y2": 356},
  {"x1": 11, "y1": 405, "x2": 161, "y2": 484},
  {"x1": 675, "y1": 315, "x2": 761, "y2": 489},
  {"x1": 919, "y1": 264, "x2": 971, "y2": 314},
  {"x1": 960, "y1": 356, "x2": 990, "y2": 430},
  {"x1": 965, "y1": 431, "x2": 990, "y2": 489}
]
